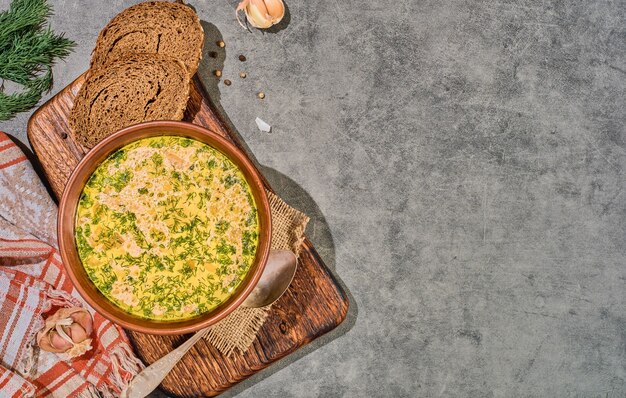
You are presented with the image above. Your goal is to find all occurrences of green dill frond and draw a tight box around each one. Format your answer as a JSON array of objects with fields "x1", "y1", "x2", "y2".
[
  {"x1": 0, "y1": 0, "x2": 75, "y2": 121},
  {"x1": 0, "y1": 87, "x2": 37, "y2": 120},
  {"x1": 0, "y1": 0, "x2": 51, "y2": 43}
]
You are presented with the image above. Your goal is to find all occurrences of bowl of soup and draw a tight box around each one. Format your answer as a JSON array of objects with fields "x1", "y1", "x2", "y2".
[{"x1": 58, "y1": 121, "x2": 271, "y2": 335}]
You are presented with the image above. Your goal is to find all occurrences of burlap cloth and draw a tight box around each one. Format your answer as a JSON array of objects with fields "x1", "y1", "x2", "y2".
[{"x1": 204, "y1": 190, "x2": 309, "y2": 356}]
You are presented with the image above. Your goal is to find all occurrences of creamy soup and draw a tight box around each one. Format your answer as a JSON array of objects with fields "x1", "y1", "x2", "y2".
[{"x1": 75, "y1": 136, "x2": 259, "y2": 320}]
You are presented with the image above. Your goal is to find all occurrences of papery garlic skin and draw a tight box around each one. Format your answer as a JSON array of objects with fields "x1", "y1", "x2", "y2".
[
  {"x1": 237, "y1": 0, "x2": 285, "y2": 30},
  {"x1": 61, "y1": 339, "x2": 93, "y2": 361}
]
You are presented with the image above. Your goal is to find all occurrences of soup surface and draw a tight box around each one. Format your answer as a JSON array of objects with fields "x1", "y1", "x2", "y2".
[{"x1": 75, "y1": 136, "x2": 259, "y2": 320}]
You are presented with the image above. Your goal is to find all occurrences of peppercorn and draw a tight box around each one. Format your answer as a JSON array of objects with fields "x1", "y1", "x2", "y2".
[
  {"x1": 239, "y1": 72, "x2": 247, "y2": 79},
  {"x1": 238, "y1": 54, "x2": 247, "y2": 62},
  {"x1": 224, "y1": 79, "x2": 232, "y2": 86}
]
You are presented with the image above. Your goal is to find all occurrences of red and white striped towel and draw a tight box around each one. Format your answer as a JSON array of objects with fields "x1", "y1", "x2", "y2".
[{"x1": 0, "y1": 132, "x2": 143, "y2": 398}]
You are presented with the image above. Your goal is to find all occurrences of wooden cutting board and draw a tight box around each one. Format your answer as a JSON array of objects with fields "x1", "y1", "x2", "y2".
[{"x1": 27, "y1": 73, "x2": 349, "y2": 397}]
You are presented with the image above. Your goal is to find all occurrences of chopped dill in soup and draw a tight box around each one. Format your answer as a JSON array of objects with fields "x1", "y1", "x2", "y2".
[{"x1": 75, "y1": 136, "x2": 259, "y2": 320}]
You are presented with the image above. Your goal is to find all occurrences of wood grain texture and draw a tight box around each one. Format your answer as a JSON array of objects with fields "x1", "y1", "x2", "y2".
[{"x1": 27, "y1": 73, "x2": 349, "y2": 397}]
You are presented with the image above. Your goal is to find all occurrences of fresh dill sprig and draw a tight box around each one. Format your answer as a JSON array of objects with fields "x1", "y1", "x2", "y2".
[{"x1": 0, "y1": 0, "x2": 75, "y2": 121}]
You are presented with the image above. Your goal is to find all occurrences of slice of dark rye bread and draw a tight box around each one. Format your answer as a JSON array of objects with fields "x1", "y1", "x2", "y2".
[
  {"x1": 90, "y1": 1, "x2": 204, "y2": 75},
  {"x1": 70, "y1": 53, "x2": 190, "y2": 149}
]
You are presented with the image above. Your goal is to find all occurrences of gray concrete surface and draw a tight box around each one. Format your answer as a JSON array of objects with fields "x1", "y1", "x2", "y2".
[{"x1": 1, "y1": 0, "x2": 625, "y2": 396}]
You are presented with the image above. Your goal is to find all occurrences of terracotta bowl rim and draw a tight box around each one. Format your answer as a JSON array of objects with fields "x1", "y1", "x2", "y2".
[{"x1": 57, "y1": 121, "x2": 272, "y2": 335}]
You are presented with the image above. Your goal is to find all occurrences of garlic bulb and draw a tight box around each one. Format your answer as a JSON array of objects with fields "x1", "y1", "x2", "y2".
[
  {"x1": 37, "y1": 307, "x2": 93, "y2": 360},
  {"x1": 236, "y1": 0, "x2": 285, "y2": 29}
]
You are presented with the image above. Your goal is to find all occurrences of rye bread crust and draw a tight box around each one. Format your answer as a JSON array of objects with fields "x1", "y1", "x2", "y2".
[
  {"x1": 90, "y1": 1, "x2": 204, "y2": 75},
  {"x1": 70, "y1": 53, "x2": 191, "y2": 149}
]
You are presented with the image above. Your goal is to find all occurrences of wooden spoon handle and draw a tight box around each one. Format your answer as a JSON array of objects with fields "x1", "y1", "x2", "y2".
[{"x1": 120, "y1": 329, "x2": 207, "y2": 398}]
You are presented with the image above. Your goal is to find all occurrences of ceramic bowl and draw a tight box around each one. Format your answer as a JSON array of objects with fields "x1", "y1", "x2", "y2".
[{"x1": 57, "y1": 121, "x2": 272, "y2": 335}]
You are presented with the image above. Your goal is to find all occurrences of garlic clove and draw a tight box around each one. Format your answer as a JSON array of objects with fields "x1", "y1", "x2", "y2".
[
  {"x1": 263, "y1": 0, "x2": 285, "y2": 24},
  {"x1": 246, "y1": 0, "x2": 274, "y2": 29},
  {"x1": 71, "y1": 311, "x2": 93, "y2": 336},
  {"x1": 47, "y1": 330, "x2": 73, "y2": 352},
  {"x1": 65, "y1": 322, "x2": 89, "y2": 344},
  {"x1": 250, "y1": 0, "x2": 271, "y2": 17},
  {"x1": 237, "y1": 0, "x2": 285, "y2": 29}
]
